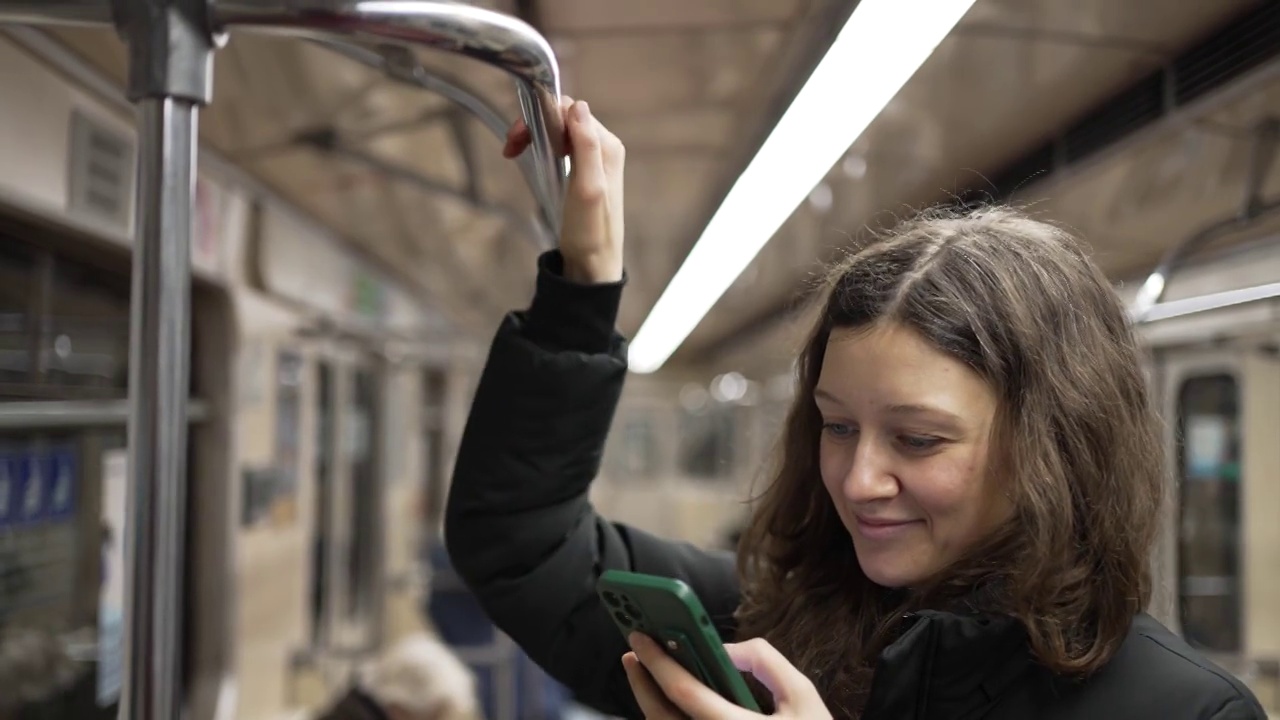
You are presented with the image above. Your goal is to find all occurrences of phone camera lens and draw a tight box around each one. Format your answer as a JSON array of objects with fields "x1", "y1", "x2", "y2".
[
  {"x1": 603, "y1": 591, "x2": 621, "y2": 607},
  {"x1": 613, "y1": 610, "x2": 633, "y2": 627},
  {"x1": 624, "y1": 603, "x2": 643, "y2": 620}
]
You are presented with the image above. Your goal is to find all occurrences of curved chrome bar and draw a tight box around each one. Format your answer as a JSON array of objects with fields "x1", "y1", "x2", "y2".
[
  {"x1": 1129, "y1": 198, "x2": 1280, "y2": 323},
  {"x1": 1131, "y1": 118, "x2": 1280, "y2": 323},
  {"x1": 313, "y1": 38, "x2": 556, "y2": 247},
  {"x1": 214, "y1": 0, "x2": 567, "y2": 236}
]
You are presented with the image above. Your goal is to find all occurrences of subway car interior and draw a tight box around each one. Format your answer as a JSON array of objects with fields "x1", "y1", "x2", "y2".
[{"x1": 1, "y1": 0, "x2": 1279, "y2": 718}]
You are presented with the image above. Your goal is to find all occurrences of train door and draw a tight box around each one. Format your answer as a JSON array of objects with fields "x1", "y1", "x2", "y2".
[
  {"x1": 343, "y1": 355, "x2": 385, "y2": 650},
  {"x1": 307, "y1": 342, "x2": 386, "y2": 657},
  {"x1": 1157, "y1": 341, "x2": 1280, "y2": 668},
  {"x1": 309, "y1": 356, "x2": 337, "y2": 648}
]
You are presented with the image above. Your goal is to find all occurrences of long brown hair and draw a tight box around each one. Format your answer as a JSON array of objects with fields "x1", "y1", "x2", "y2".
[{"x1": 734, "y1": 206, "x2": 1165, "y2": 716}]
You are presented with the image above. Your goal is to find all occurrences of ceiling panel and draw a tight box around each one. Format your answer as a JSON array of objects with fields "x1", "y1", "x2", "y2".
[
  {"x1": 28, "y1": 0, "x2": 1267, "y2": 372},
  {"x1": 683, "y1": 0, "x2": 1262, "y2": 363}
]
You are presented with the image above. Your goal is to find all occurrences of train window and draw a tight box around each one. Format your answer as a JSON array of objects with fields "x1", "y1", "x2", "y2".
[
  {"x1": 0, "y1": 240, "x2": 33, "y2": 388},
  {"x1": 0, "y1": 241, "x2": 130, "y2": 400},
  {"x1": 345, "y1": 365, "x2": 380, "y2": 622},
  {"x1": 0, "y1": 430, "x2": 127, "y2": 719},
  {"x1": 47, "y1": 257, "x2": 130, "y2": 394},
  {"x1": 273, "y1": 351, "x2": 303, "y2": 521},
  {"x1": 606, "y1": 412, "x2": 659, "y2": 480},
  {"x1": 421, "y1": 368, "x2": 447, "y2": 531},
  {"x1": 1176, "y1": 373, "x2": 1243, "y2": 654},
  {"x1": 677, "y1": 405, "x2": 736, "y2": 481},
  {"x1": 0, "y1": 235, "x2": 207, "y2": 717}
]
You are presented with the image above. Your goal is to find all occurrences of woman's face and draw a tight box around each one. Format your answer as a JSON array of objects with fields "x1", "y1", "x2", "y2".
[{"x1": 814, "y1": 322, "x2": 1013, "y2": 588}]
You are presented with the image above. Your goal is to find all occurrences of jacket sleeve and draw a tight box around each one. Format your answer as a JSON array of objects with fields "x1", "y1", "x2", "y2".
[{"x1": 443, "y1": 251, "x2": 741, "y2": 718}]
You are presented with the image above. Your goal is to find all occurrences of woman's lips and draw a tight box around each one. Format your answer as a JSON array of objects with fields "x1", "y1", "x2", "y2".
[{"x1": 854, "y1": 517, "x2": 922, "y2": 540}]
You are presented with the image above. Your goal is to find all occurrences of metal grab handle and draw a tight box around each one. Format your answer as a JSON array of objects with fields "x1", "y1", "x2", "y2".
[
  {"x1": 214, "y1": 0, "x2": 568, "y2": 236},
  {"x1": 314, "y1": 38, "x2": 557, "y2": 247},
  {"x1": 0, "y1": 0, "x2": 569, "y2": 235}
]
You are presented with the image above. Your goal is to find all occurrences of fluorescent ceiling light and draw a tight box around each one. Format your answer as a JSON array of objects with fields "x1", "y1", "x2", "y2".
[
  {"x1": 1138, "y1": 282, "x2": 1280, "y2": 323},
  {"x1": 626, "y1": 0, "x2": 979, "y2": 374}
]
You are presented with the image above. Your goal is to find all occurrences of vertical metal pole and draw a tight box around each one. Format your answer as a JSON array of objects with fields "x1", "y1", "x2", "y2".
[
  {"x1": 112, "y1": 1, "x2": 217, "y2": 717},
  {"x1": 121, "y1": 96, "x2": 197, "y2": 720}
]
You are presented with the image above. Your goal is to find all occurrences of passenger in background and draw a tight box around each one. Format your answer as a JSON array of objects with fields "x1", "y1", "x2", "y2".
[
  {"x1": 0, "y1": 626, "x2": 94, "y2": 720},
  {"x1": 444, "y1": 97, "x2": 1267, "y2": 719},
  {"x1": 316, "y1": 635, "x2": 479, "y2": 720}
]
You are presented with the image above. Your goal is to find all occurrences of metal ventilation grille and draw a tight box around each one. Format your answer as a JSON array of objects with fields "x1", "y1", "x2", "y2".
[
  {"x1": 986, "y1": 145, "x2": 1053, "y2": 200},
  {"x1": 1060, "y1": 73, "x2": 1164, "y2": 164},
  {"x1": 984, "y1": 1, "x2": 1280, "y2": 201},
  {"x1": 1175, "y1": 3, "x2": 1280, "y2": 104},
  {"x1": 67, "y1": 110, "x2": 134, "y2": 229}
]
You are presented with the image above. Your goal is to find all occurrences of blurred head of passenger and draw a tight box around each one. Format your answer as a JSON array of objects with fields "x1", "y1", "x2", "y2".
[
  {"x1": 0, "y1": 627, "x2": 82, "y2": 717},
  {"x1": 735, "y1": 205, "x2": 1163, "y2": 711},
  {"x1": 360, "y1": 635, "x2": 478, "y2": 720}
]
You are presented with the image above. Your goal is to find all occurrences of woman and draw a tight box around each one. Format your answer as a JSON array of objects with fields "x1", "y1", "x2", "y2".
[{"x1": 444, "y1": 99, "x2": 1266, "y2": 719}]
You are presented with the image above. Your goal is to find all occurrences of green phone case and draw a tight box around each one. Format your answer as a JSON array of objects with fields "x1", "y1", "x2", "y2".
[{"x1": 596, "y1": 570, "x2": 761, "y2": 712}]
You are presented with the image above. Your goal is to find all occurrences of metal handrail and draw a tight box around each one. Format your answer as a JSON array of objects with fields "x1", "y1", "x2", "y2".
[
  {"x1": 215, "y1": 0, "x2": 567, "y2": 236},
  {"x1": 311, "y1": 38, "x2": 558, "y2": 247},
  {"x1": 0, "y1": 0, "x2": 567, "y2": 233},
  {"x1": 1130, "y1": 118, "x2": 1280, "y2": 323},
  {"x1": 0, "y1": 2, "x2": 569, "y2": 718},
  {"x1": 1138, "y1": 282, "x2": 1280, "y2": 324}
]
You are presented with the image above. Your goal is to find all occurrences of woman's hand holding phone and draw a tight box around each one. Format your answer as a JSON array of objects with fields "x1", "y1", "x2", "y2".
[{"x1": 622, "y1": 633, "x2": 833, "y2": 719}]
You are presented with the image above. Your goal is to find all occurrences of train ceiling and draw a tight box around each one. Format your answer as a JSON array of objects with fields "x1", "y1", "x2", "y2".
[{"x1": 33, "y1": 0, "x2": 1278, "y2": 375}]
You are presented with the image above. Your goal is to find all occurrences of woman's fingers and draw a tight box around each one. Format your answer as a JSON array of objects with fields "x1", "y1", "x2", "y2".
[
  {"x1": 622, "y1": 652, "x2": 684, "y2": 719},
  {"x1": 566, "y1": 101, "x2": 607, "y2": 203},
  {"x1": 502, "y1": 95, "x2": 576, "y2": 158},
  {"x1": 502, "y1": 119, "x2": 528, "y2": 158},
  {"x1": 724, "y1": 639, "x2": 830, "y2": 719},
  {"x1": 629, "y1": 634, "x2": 756, "y2": 720}
]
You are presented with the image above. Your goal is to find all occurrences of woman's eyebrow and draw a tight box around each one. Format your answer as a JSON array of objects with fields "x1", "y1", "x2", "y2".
[
  {"x1": 813, "y1": 388, "x2": 839, "y2": 402},
  {"x1": 885, "y1": 403, "x2": 964, "y2": 425}
]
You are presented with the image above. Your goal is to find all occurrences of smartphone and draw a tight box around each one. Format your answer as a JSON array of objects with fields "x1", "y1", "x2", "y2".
[{"x1": 596, "y1": 569, "x2": 761, "y2": 712}]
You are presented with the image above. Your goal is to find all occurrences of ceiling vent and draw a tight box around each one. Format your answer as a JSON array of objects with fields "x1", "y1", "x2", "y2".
[
  {"x1": 973, "y1": 1, "x2": 1280, "y2": 202},
  {"x1": 67, "y1": 109, "x2": 134, "y2": 230}
]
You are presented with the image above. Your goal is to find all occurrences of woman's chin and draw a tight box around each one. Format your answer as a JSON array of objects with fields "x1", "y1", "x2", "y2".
[{"x1": 854, "y1": 546, "x2": 930, "y2": 589}]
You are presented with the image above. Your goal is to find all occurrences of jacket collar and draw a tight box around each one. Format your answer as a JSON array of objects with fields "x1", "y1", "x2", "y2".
[
  {"x1": 859, "y1": 609, "x2": 1032, "y2": 720},
  {"x1": 318, "y1": 687, "x2": 393, "y2": 720}
]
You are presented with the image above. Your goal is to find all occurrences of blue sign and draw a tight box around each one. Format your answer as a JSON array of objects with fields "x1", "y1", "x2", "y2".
[
  {"x1": 0, "y1": 446, "x2": 77, "y2": 529},
  {"x1": 15, "y1": 451, "x2": 43, "y2": 523},
  {"x1": 45, "y1": 447, "x2": 77, "y2": 521}
]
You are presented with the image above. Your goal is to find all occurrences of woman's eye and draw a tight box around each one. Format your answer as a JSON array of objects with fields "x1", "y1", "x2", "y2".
[
  {"x1": 898, "y1": 435, "x2": 941, "y2": 452},
  {"x1": 822, "y1": 422, "x2": 855, "y2": 438}
]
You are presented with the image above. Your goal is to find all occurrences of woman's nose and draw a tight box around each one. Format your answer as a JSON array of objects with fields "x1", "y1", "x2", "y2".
[{"x1": 842, "y1": 440, "x2": 899, "y2": 504}]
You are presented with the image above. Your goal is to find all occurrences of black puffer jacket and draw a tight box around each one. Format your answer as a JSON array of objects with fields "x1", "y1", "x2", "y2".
[{"x1": 444, "y1": 251, "x2": 1267, "y2": 720}]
